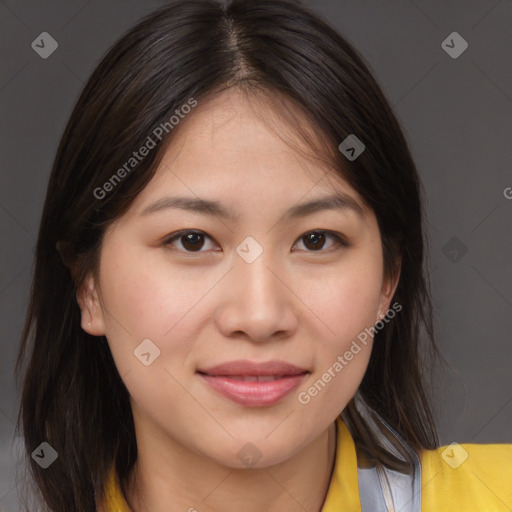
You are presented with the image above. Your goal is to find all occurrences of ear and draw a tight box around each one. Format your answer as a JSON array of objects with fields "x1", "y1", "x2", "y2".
[
  {"x1": 376, "y1": 258, "x2": 401, "y2": 322},
  {"x1": 76, "y1": 273, "x2": 107, "y2": 336}
]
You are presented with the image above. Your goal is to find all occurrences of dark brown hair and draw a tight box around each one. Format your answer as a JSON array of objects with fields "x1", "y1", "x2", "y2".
[{"x1": 15, "y1": 0, "x2": 445, "y2": 509}]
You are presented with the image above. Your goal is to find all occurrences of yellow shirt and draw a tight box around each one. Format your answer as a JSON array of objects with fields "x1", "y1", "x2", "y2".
[{"x1": 98, "y1": 417, "x2": 512, "y2": 511}]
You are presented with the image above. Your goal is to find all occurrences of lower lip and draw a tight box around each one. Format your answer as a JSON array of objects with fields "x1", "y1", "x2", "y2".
[{"x1": 199, "y1": 373, "x2": 307, "y2": 407}]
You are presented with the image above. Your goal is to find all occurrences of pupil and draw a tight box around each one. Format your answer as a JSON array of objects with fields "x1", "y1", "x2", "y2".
[
  {"x1": 183, "y1": 233, "x2": 203, "y2": 251},
  {"x1": 305, "y1": 232, "x2": 325, "y2": 250}
]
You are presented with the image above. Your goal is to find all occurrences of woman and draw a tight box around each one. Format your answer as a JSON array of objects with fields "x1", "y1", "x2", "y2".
[{"x1": 15, "y1": 1, "x2": 512, "y2": 511}]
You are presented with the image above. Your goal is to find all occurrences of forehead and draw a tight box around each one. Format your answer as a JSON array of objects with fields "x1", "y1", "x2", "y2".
[
  {"x1": 126, "y1": 88, "x2": 369, "y2": 221},
  {"x1": 170, "y1": 88, "x2": 326, "y2": 164}
]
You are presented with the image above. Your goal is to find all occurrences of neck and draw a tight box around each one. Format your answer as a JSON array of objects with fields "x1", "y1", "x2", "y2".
[{"x1": 123, "y1": 420, "x2": 337, "y2": 512}]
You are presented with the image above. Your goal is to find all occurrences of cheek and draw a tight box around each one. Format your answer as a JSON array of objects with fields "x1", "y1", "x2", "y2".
[
  {"x1": 300, "y1": 257, "x2": 383, "y2": 346},
  {"x1": 297, "y1": 268, "x2": 379, "y2": 417},
  {"x1": 100, "y1": 247, "x2": 199, "y2": 332},
  {"x1": 97, "y1": 244, "x2": 227, "y2": 370},
  {"x1": 96, "y1": 250, "x2": 209, "y2": 410},
  {"x1": 296, "y1": 250, "x2": 383, "y2": 412}
]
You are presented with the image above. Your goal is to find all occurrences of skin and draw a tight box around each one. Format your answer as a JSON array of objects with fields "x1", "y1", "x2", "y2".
[{"x1": 78, "y1": 88, "x2": 400, "y2": 512}]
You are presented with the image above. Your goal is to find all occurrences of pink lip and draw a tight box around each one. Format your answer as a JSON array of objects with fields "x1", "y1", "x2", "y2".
[{"x1": 198, "y1": 360, "x2": 309, "y2": 407}]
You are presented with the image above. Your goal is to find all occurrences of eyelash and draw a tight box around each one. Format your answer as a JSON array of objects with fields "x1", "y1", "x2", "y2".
[{"x1": 162, "y1": 229, "x2": 350, "y2": 254}]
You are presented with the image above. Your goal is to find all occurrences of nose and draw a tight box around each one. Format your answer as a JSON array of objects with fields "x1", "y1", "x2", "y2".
[{"x1": 214, "y1": 251, "x2": 299, "y2": 343}]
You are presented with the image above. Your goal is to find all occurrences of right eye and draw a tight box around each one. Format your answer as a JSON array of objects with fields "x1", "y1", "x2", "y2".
[{"x1": 162, "y1": 230, "x2": 220, "y2": 253}]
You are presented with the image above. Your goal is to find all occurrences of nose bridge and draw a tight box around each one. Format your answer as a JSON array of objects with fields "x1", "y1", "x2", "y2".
[
  {"x1": 235, "y1": 245, "x2": 283, "y2": 309},
  {"x1": 214, "y1": 241, "x2": 297, "y2": 340}
]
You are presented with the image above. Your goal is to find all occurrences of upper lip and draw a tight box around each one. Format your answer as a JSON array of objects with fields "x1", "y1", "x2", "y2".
[{"x1": 198, "y1": 360, "x2": 309, "y2": 377}]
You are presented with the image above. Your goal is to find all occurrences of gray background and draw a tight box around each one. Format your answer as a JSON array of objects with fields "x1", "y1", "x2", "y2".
[{"x1": 1, "y1": 0, "x2": 511, "y2": 509}]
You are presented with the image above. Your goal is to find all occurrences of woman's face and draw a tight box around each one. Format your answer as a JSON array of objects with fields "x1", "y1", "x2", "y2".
[{"x1": 80, "y1": 89, "x2": 399, "y2": 468}]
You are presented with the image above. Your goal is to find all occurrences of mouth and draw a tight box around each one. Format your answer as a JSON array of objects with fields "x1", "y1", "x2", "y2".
[{"x1": 197, "y1": 360, "x2": 309, "y2": 407}]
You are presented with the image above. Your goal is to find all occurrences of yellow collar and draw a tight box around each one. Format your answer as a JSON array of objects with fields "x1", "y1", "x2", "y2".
[{"x1": 320, "y1": 416, "x2": 361, "y2": 510}]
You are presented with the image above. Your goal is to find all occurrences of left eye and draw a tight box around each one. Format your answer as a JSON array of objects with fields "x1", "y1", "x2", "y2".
[
  {"x1": 293, "y1": 231, "x2": 348, "y2": 252},
  {"x1": 163, "y1": 230, "x2": 348, "y2": 253}
]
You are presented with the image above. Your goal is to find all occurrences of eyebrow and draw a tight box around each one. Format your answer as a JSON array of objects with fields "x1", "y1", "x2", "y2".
[{"x1": 140, "y1": 192, "x2": 366, "y2": 221}]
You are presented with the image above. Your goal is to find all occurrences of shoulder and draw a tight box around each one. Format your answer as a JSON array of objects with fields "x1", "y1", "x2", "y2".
[{"x1": 420, "y1": 441, "x2": 512, "y2": 511}]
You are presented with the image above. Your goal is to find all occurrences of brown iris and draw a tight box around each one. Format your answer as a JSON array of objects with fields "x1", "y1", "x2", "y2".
[
  {"x1": 181, "y1": 232, "x2": 205, "y2": 251},
  {"x1": 302, "y1": 231, "x2": 326, "y2": 250}
]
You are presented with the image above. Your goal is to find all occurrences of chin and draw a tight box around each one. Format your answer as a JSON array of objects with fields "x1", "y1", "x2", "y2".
[{"x1": 204, "y1": 434, "x2": 303, "y2": 470}]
